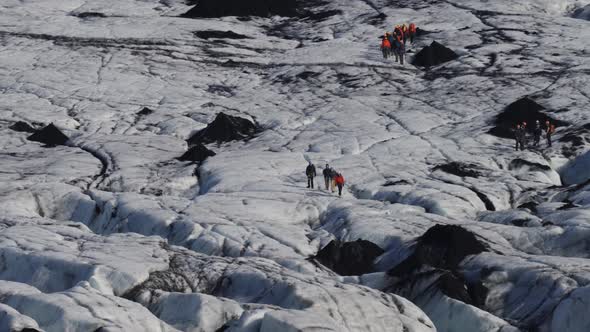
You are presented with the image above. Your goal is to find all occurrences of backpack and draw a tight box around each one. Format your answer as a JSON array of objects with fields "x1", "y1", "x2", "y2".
[{"x1": 549, "y1": 125, "x2": 555, "y2": 134}]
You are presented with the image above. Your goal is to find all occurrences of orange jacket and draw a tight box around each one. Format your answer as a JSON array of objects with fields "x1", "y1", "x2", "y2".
[
  {"x1": 381, "y1": 38, "x2": 391, "y2": 48},
  {"x1": 335, "y1": 174, "x2": 345, "y2": 185}
]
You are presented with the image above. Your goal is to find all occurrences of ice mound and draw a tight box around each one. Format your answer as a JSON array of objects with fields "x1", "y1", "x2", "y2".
[
  {"x1": 187, "y1": 113, "x2": 259, "y2": 146},
  {"x1": 314, "y1": 239, "x2": 384, "y2": 276},
  {"x1": 488, "y1": 97, "x2": 568, "y2": 138},
  {"x1": 183, "y1": 0, "x2": 300, "y2": 18},
  {"x1": 412, "y1": 41, "x2": 458, "y2": 67},
  {"x1": 194, "y1": 30, "x2": 250, "y2": 40},
  {"x1": 26, "y1": 124, "x2": 69, "y2": 147},
  {"x1": 9, "y1": 121, "x2": 36, "y2": 133},
  {"x1": 177, "y1": 144, "x2": 216, "y2": 163}
]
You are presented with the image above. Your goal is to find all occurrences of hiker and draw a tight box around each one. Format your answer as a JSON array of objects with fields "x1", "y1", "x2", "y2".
[
  {"x1": 394, "y1": 25, "x2": 404, "y2": 41},
  {"x1": 401, "y1": 24, "x2": 409, "y2": 44},
  {"x1": 381, "y1": 34, "x2": 391, "y2": 59},
  {"x1": 323, "y1": 164, "x2": 333, "y2": 190},
  {"x1": 533, "y1": 120, "x2": 542, "y2": 147},
  {"x1": 408, "y1": 23, "x2": 417, "y2": 43},
  {"x1": 545, "y1": 120, "x2": 555, "y2": 147},
  {"x1": 334, "y1": 173, "x2": 345, "y2": 197},
  {"x1": 392, "y1": 33, "x2": 405, "y2": 65},
  {"x1": 387, "y1": 32, "x2": 396, "y2": 57},
  {"x1": 514, "y1": 124, "x2": 524, "y2": 151},
  {"x1": 330, "y1": 168, "x2": 337, "y2": 193},
  {"x1": 306, "y1": 162, "x2": 316, "y2": 189}
]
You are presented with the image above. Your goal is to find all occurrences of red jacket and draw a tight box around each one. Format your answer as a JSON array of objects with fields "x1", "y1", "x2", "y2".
[
  {"x1": 335, "y1": 174, "x2": 345, "y2": 185},
  {"x1": 409, "y1": 23, "x2": 417, "y2": 33}
]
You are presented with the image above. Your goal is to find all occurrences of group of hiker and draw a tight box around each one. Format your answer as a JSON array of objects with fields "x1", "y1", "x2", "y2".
[
  {"x1": 305, "y1": 162, "x2": 345, "y2": 197},
  {"x1": 380, "y1": 23, "x2": 417, "y2": 65},
  {"x1": 514, "y1": 120, "x2": 555, "y2": 151}
]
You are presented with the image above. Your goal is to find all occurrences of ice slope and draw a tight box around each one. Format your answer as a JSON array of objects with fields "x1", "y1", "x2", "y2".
[{"x1": 0, "y1": 0, "x2": 590, "y2": 331}]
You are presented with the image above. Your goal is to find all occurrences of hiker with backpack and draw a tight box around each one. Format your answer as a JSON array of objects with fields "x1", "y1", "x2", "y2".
[
  {"x1": 381, "y1": 33, "x2": 392, "y2": 59},
  {"x1": 306, "y1": 162, "x2": 316, "y2": 189},
  {"x1": 323, "y1": 164, "x2": 333, "y2": 191},
  {"x1": 514, "y1": 124, "x2": 525, "y2": 151},
  {"x1": 334, "y1": 173, "x2": 345, "y2": 197},
  {"x1": 408, "y1": 23, "x2": 417, "y2": 43}
]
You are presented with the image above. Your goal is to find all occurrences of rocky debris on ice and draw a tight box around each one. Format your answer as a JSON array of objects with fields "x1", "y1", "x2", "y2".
[
  {"x1": 183, "y1": 0, "x2": 300, "y2": 18},
  {"x1": 487, "y1": 97, "x2": 568, "y2": 139},
  {"x1": 187, "y1": 113, "x2": 259, "y2": 146},
  {"x1": 314, "y1": 239, "x2": 385, "y2": 276},
  {"x1": 177, "y1": 143, "x2": 216, "y2": 163},
  {"x1": 8, "y1": 121, "x2": 36, "y2": 133},
  {"x1": 26, "y1": 124, "x2": 69, "y2": 147},
  {"x1": 412, "y1": 41, "x2": 458, "y2": 67}
]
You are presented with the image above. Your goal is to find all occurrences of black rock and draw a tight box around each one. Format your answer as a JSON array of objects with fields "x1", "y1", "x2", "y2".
[
  {"x1": 9, "y1": 121, "x2": 36, "y2": 133},
  {"x1": 432, "y1": 162, "x2": 481, "y2": 178},
  {"x1": 383, "y1": 179, "x2": 410, "y2": 186},
  {"x1": 508, "y1": 158, "x2": 551, "y2": 172},
  {"x1": 73, "y1": 12, "x2": 106, "y2": 18},
  {"x1": 517, "y1": 201, "x2": 538, "y2": 213},
  {"x1": 187, "y1": 113, "x2": 259, "y2": 146},
  {"x1": 389, "y1": 224, "x2": 488, "y2": 277},
  {"x1": 487, "y1": 97, "x2": 568, "y2": 138},
  {"x1": 137, "y1": 107, "x2": 154, "y2": 116},
  {"x1": 471, "y1": 188, "x2": 496, "y2": 211},
  {"x1": 412, "y1": 41, "x2": 458, "y2": 67},
  {"x1": 437, "y1": 272, "x2": 474, "y2": 304},
  {"x1": 178, "y1": 144, "x2": 216, "y2": 163},
  {"x1": 183, "y1": 0, "x2": 300, "y2": 18},
  {"x1": 27, "y1": 123, "x2": 69, "y2": 146},
  {"x1": 314, "y1": 239, "x2": 385, "y2": 276},
  {"x1": 194, "y1": 30, "x2": 250, "y2": 40}
]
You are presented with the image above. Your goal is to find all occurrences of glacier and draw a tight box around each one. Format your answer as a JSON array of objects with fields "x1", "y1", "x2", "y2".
[{"x1": 1, "y1": 0, "x2": 590, "y2": 331}]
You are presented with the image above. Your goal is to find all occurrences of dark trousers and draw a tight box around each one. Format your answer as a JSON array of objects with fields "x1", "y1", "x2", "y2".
[
  {"x1": 547, "y1": 133, "x2": 552, "y2": 147},
  {"x1": 337, "y1": 184, "x2": 343, "y2": 196},
  {"x1": 534, "y1": 135, "x2": 541, "y2": 146},
  {"x1": 382, "y1": 48, "x2": 389, "y2": 59},
  {"x1": 307, "y1": 176, "x2": 314, "y2": 188}
]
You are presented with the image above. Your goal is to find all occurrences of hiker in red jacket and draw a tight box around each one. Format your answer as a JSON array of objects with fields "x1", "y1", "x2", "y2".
[
  {"x1": 334, "y1": 173, "x2": 345, "y2": 197},
  {"x1": 408, "y1": 23, "x2": 417, "y2": 43},
  {"x1": 381, "y1": 33, "x2": 391, "y2": 59}
]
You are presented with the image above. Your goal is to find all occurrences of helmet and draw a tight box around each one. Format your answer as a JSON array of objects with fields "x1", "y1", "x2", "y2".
[
  {"x1": 523, "y1": 122, "x2": 527, "y2": 126},
  {"x1": 545, "y1": 120, "x2": 550, "y2": 124},
  {"x1": 536, "y1": 120, "x2": 540, "y2": 123}
]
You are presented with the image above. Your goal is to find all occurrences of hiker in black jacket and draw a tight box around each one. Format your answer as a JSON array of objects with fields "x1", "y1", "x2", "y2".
[{"x1": 306, "y1": 162, "x2": 317, "y2": 189}]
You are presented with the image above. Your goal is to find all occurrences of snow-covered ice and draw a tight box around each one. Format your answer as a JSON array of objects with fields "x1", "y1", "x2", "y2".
[{"x1": 1, "y1": 0, "x2": 590, "y2": 331}]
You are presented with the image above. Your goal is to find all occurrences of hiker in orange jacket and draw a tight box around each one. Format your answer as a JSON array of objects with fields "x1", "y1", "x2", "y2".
[
  {"x1": 334, "y1": 173, "x2": 345, "y2": 197},
  {"x1": 381, "y1": 33, "x2": 391, "y2": 59}
]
